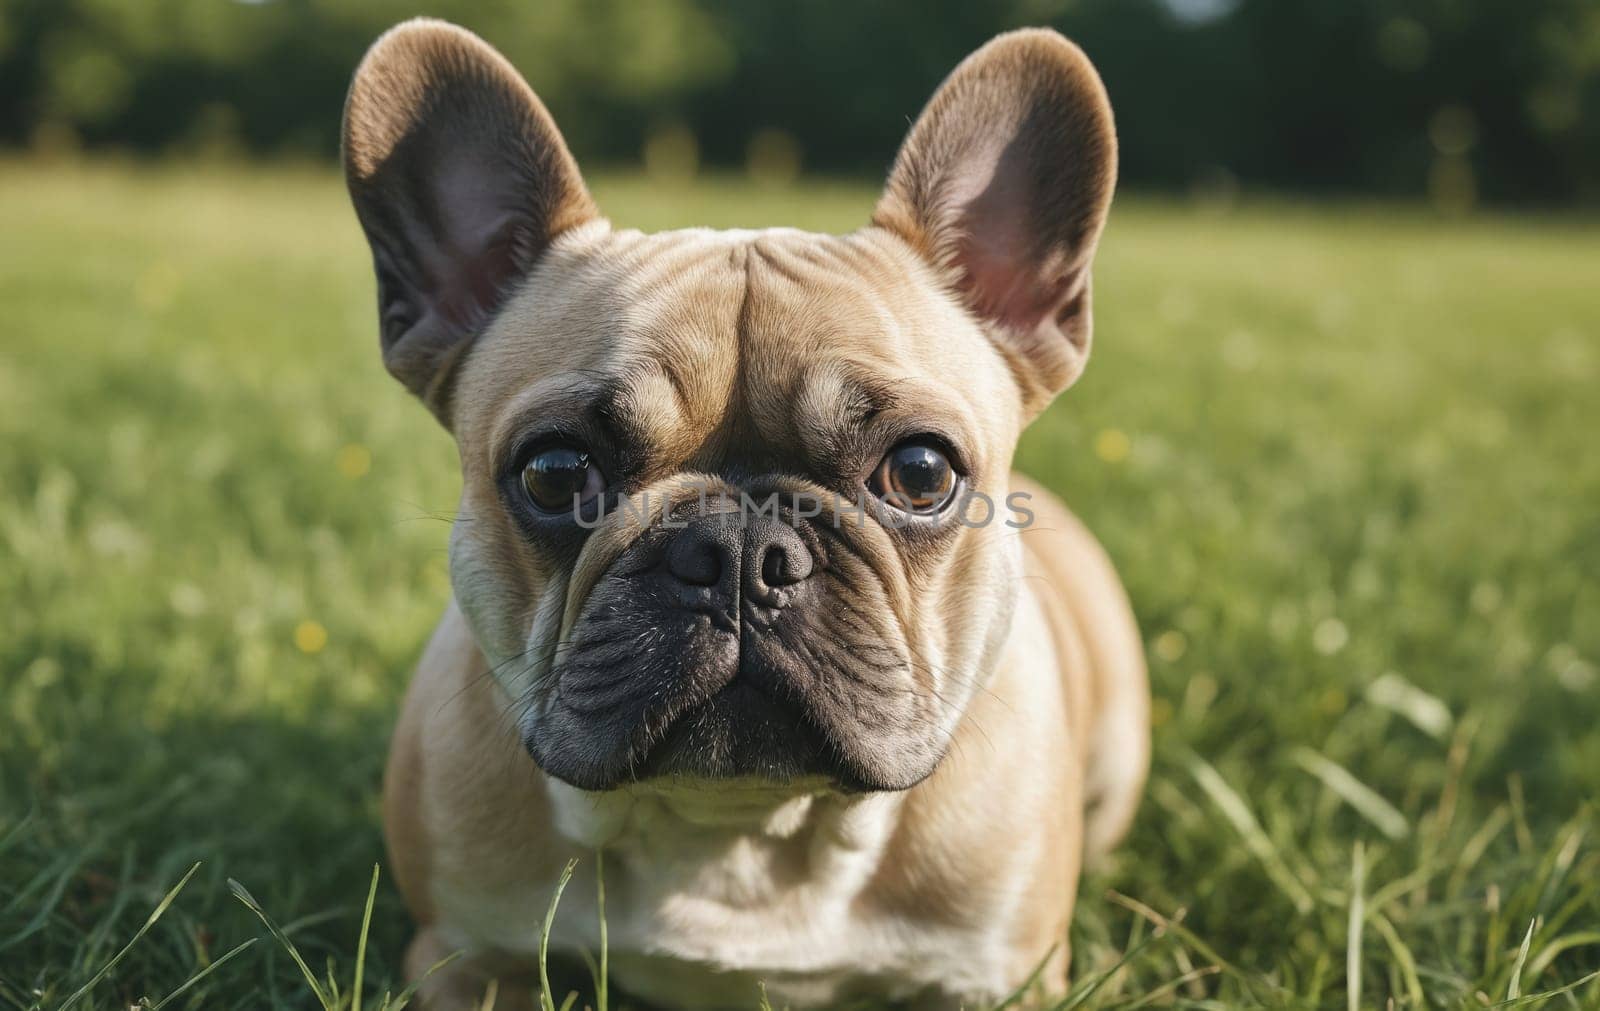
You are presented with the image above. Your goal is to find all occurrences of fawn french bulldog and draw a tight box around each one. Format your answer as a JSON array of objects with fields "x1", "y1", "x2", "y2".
[{"x1": 343, "y1": 18, "x2": 1148, "y2": 1009}]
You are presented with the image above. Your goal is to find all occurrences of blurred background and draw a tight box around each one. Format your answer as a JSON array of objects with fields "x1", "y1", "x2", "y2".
[
  {"x1": 4, "y1": 0, "x2": 1600, "y2": 207},
  {"x1": 2, "y1": 1, "x2": 1598, "y2": 1008}
]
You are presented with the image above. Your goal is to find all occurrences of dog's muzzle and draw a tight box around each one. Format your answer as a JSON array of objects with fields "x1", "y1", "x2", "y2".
[{"x1": 523, "y1": 502, "x2": 933, "y2": 793}]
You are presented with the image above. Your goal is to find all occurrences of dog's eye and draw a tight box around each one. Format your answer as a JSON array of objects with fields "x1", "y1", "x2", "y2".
[
  {"x1": 871, "y1": 442, "x2": 957, "y2": 514},
  {"x1": 521, "y1": 446, "x2": 605, "y2": 514}
]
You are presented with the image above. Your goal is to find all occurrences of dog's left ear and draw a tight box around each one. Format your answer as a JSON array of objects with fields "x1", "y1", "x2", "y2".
[{"x1": 874, "y1": 29, "x2": 1116, "y2": 416}]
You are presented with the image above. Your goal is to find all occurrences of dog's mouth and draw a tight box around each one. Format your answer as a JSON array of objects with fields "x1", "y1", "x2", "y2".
[{"x1": 525, "y1": 623, "x2": 906, "y2": 794}]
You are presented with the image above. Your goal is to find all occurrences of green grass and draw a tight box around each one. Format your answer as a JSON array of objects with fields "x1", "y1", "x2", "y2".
[{"x1": 1, "y1": 158, "x2": 1597, "y2": 1008}]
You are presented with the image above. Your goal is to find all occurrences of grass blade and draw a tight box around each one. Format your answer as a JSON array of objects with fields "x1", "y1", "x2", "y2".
[
  {"x1": 57, "y1": 861, "x2": 200, "y2": 1011},
  {"x1": 1506, "y1": 919, "x2": 1535, "y2": 999},
  {"x1": 1190, "y1": 756, "x2": 1315, "y2": 913},
  {"x1": 1365, "y1": 672, "x2": 1452, "y2": 739},
  {"x1": 1449, "y1": 806, "x2": 1510, "y2": 894},
  {"x1": 1291, "y1": 747, "x2": 1409, "y2": 840},
  {"x1": 150, "y1": 937, "x2": 258, "y2": 1010},
  {"x1": 228, "y1": 877, "x2": 332, "y2": 1010},
  {"x1": 992, "y1": 942, "x2": 1059, "y2": 1009},
  {"x1": 353, "y1": 864, "x2": 380, "y2": 1011},
  {"x1": 1346, "y1": 843, "x2": 1364, "y2": 1011},
  {"x1": 539, "y1": 859, "x2": 579, "y2": 1011},
  {"x1": 1104, "y1": 891, "x2": 1244, "y2": 984},
  {"x1": 0, "y1": 808, "x2": 37, "y2": 862},
  {"x1": 0, "y1": 841, "x2": 104, "y2": 952},
  {"x1": 1370, "y1": 912, "x2": 1423, "y2": 1008},
  {"x1": 1119, "y1": 964, "x2": 1221, "y2": 1009},
  {"x1": 1494, "y1": 967, "x2": 1600, "y2": 1007},
  {"x1": 1052, "y1": 929, "x2": 1162, "y2": 1010}
]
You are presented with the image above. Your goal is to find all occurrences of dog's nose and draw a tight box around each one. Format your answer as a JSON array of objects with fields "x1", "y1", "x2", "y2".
[{"x1": 663, "y1": 514, "x2": 814, "y2": 606}]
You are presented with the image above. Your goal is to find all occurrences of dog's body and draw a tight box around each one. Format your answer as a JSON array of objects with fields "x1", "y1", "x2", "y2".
[
  {"x1": 343, "y1": 20, "x2": 1148, "y2": 1009},
  {"x1": 387, "y1": 474, "x2": 1144, "y2": 1009}
]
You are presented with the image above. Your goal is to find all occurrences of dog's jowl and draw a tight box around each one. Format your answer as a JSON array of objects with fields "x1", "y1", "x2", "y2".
[{"x1": 344, "y1": 18, "x2": 1149, "y2": 1009}]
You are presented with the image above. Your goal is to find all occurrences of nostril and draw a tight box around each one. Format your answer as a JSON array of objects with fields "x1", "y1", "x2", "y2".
[
  {"x1": 666, "y1": 529, "x2": 725, "y2": 587},
  {"x1": 761, "y1": 545, "x2": 792, "y2": 587},
  {"x1": 757, "y1": 540, "x2": 813, "y2": 588}
]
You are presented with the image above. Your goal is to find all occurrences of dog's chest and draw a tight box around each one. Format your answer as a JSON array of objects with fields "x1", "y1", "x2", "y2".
[{"x1": 437, "y1": 789, "x2": 1010, "y2": 1007}]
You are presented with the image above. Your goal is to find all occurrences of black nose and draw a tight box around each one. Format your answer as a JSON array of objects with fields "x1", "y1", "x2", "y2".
[{"x1": 663, "y1": 514, "x2": 813, "y2": 605}]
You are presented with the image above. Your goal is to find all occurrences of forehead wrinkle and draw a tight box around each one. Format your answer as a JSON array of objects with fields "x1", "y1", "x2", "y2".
[
  {"x1": 601, "y1": 360, "x2": 701, "y2": 464},
  {"x1": 609, "y1": 232, "x2": 747, "y2": 467},
  {"x1": 791, "y1": 365, "x2": 897, "y2": 461},
  {"x1": 738, "y1": 240, "x2": 915, "y2": 450}
]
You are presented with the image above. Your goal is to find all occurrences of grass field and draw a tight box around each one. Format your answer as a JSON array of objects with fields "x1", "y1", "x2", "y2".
[{"x1": 2, "y1": 159, "x2": 1598, "y2": 1009}]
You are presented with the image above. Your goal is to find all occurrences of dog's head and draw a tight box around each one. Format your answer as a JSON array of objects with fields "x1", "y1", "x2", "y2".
[{"x1": 343, "y1": 20, "x2": 1114, "y2": 793}]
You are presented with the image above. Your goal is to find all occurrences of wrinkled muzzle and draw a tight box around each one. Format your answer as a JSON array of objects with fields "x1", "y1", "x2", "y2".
[{"x1": 522, "y1": 484, "x2": 948, "y2": 793}]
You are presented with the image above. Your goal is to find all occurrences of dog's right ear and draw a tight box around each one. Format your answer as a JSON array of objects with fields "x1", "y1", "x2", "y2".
[{"x1": 343, "y1": 18, "x2": 597, "y2": 425}]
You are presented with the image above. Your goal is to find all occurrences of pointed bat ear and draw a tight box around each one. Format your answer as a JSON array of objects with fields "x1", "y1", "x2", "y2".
[
  {"x1": 874, "y1": 29, "x2": 1117, "y2": 417},
  {"x1": 342, "y1": 18, "x2": 599, "y2": 426}
]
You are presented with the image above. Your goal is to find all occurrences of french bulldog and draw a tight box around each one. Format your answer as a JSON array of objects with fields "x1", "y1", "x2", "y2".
[{"x1": 342, "y1": 18, "x2": 1149, "y2": 1009}]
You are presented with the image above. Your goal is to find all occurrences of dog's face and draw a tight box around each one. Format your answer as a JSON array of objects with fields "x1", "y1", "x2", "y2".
[{"x1": 344, "y1": 20, "x2": 1114, "y2": 793}]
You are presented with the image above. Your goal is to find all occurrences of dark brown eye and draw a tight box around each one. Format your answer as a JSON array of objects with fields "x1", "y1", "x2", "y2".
[
  {"x1": 871, "y1": 442, "x2": 957, "y2": 513},
  {"x1": 521, "y1": 446, "x2": 605, "y2": 514}
]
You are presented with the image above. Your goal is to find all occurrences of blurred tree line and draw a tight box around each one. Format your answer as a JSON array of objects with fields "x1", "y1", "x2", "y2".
[{"x1": 2, "y1": 0, "x2": 1598, "y2": 206}]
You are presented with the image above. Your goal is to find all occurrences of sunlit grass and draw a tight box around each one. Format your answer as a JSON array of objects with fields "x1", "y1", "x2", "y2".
[{"x1": 1, "y1": 159, "x2": 1597, "y2": 1007}]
